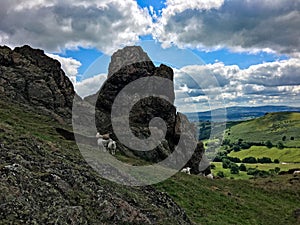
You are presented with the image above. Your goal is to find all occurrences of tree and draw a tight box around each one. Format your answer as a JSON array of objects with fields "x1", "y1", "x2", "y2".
[
  {"x1": 222, "y1": 158, "x2": 231, "y2": 169},
  {"x1": 239, "y1": 163, "x2": 247, "y2": 171},
  {"x1": 242, "y1": 157, "x2": 257, "y2": 164},
  {"x1": 282, "y1": 136, "x2": 286, "y2": 141},
  {"x1": 210, "y1": 164, "x2": 216, "y2": 169},
  {"x1": 275, "y1": 167, "x2": 281, "y2": 173},
  {"x1": 230, "y1": 163, "x2": 239, "y2": 174},
  {"x1": 265, "y1": 140, "x2": 273, "y2": 148},
  {"x1": 274, "y1": 159, "x2": 280, "y2": 164},
  {"x1": 290, "y1": 136, "x2": 295, "y2": 141},
  {"x1": 258, "y1": 157, "x2": 272, "y2": 164},
  {"x1": 232, "y1": 145, "x2": 241, "y2": 152},
  {"x1": 277, "y1": 141, "x2": 284, "y2": 149}
]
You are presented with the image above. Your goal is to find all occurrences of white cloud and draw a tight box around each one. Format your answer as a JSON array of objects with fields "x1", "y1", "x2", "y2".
[
  {"x1": 75, "y1": 74, "x2": 107, "y2": 98},
  {"x1": 154, "y1": 0, "x2": 300, "y2": 55},
  {"x1": 46, "y1": 53, "x2": 81, "y2": 84},
  {"x1": 174, "y1": 58, "x2": 300, "y2": 112},
  {"x1": 0, "y1": 0, "x2": 153, "y2": 54}
]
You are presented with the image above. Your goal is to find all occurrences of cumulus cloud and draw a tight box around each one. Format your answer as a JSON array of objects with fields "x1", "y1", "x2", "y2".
[
  {"x1": 46, "y1": 53, "x2": 81, "y2": 84},
  {"x1": 0, "y1": 0, "x2": 153, "y2": 54},
  {"x1": 155, "y1": 0, "x2": 300, "y2": 55},
  {"x1": 75, "y1": 74, "x2": 107, "y2": 98},
  {"x1": 174, "y1": 58, "x2": 300, "y2": 112}
]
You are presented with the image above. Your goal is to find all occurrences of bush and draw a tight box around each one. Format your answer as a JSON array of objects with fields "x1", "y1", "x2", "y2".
[
  {"x1": 274, "y1": 159, "x2": 280, "y2": 164},
  {"x1": 282, "y1": 136, "x2": 286, "y2": 141},
  {"x1": 240, "y1": 142, "x2": 251, "y2": 149},
  {"x1": 239, "y1": 163, "x2": 247, "y2": 171},
  {"x1": 275, "y1": 167, "x2": 281, "y2": 173},
  {"x1": 257, "y1": 157, "x2": 272, "y2": 164},
  {"x1": 277, "y1": 141, "x2": 284, "y2": 149},
  {"x1": 210, "y1": 164, "x2": 216, "y2": 169},
  {"x1": 232, "y1": 145, "x2": 241, "y2": 152},
  {"x1": 222, "y1": 158, "x2": 231, "y2": 169},
  {"x1": 242, "y1": 157, "x2": 257, "y2": 164},
  {"x1": 217, "y1": 171, "x2": 225, "y2": 178},
  {"x1": 230, "y1": 163, "x2": 239, "y2": 174},
  {"x1": 265, "y1": 140, "x2": 273, "y2": 148},
  {"x1": 227, "y1": 156, "x2": 241, "y2": 163}
]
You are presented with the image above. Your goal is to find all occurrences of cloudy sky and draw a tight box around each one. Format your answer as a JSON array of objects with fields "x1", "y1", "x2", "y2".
[{"x1": 1, "y1": 0, "x2": 299, "y2": 112}]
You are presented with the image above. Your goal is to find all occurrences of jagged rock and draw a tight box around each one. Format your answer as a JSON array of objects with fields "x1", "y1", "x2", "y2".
[
  {"x1": 84, "y1": 46, "x2": 209, "y2": 173},
  {"x1": 0, "y1": 45, "x2": 77, "y2": 123}
]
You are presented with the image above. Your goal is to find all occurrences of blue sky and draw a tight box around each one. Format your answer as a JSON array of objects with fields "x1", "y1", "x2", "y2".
[{"x1": 0, "y1": 0, "x2": 299, "y2": 112}]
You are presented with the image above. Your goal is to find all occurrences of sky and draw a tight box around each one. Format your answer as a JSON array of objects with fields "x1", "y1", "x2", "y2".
[{"x1": 0, "y1": 0, "x2": 299, "y2": 112}]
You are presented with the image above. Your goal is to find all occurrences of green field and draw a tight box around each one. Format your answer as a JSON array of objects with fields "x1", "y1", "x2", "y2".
[
  {"x1": 224, "y1": 112, "x2": 300, "y2": 147},
  {"x1": 228, "y1": 146, "x2": 300, "y2": 163}
]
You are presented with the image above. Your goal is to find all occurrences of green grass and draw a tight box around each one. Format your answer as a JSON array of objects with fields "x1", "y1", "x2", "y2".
[
  {"x1": 155, "y1": 173, "x2": 300, "y2": 225},
  {"x1": 224, "y1": 112, "x2": 300, "y2": 147},
  {"x1": 228, "y1": 146, "x2": 300, "y2": 163}
]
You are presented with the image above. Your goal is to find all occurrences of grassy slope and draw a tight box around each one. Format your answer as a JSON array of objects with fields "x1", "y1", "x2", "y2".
[
  {"x1": 228, "y1": 146, "x2": 300, "y2": 163},
  {"x1": 156, "y1": 173, "x2": 300, "y2": 225},
  {"x1": 2, "y1": 99, "x2": 299, "y2": 224},
  {"x1": 225, "y1": 112, "x2": 300, "y2": 147}
]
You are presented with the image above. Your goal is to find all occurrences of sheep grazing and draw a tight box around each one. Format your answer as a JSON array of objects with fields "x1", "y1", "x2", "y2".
[
  {"x1": 181, "y1": 167, "x2": 191, "y2": 175},
  {"x1": 107, "y1": 139, "x2": 117, "y2": 155}
]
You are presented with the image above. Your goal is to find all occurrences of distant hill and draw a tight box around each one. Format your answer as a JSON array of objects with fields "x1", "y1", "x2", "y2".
[
  {"x1": 185, "y1": 105, "x2": 300, "y2": 122},
  {"x1": 224, "y1": 112, "x2": 300, "y2": 148}
]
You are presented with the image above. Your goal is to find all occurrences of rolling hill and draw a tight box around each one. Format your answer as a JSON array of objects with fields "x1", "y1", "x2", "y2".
[{"x1": 224, "y1": 112, "x2": 300, "y2": 148}]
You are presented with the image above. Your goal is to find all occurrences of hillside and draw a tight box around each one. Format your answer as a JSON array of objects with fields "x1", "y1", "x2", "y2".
[
  {"x1": 156, "y1": 173, "x2": 300, "y2": 225},
  {"x1": 0, "y1": 46, "x2": 192, "y2": 224},
  {"x1": 224, "y1": 112, "x2": 300, "y2": 147}
]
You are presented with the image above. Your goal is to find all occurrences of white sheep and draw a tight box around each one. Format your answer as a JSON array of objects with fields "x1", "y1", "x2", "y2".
[
  {"x1": 293, "y1": 170, "x2": 300, "y2": 175},
  {"x1": 181, "y1": 167, "x2": 191, "y2": 175},
  {"x1": 97, "y1": 137, "x2": 107, "y2": 152},
  {"x1": 206, "y1": 173, "x2": 214, "y2": 179},
  {"x1": 107, "y1": 139, "x2": 117, "y2": 155}
]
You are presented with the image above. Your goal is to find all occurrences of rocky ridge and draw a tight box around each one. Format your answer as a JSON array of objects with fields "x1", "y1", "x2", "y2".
[{"x1": 0, "y1": 45, "x2": 77, "y2": 123}]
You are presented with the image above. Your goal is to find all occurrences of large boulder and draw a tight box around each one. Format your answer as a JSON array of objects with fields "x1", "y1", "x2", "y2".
[{"x1": 85, "y1": 46, "x2": 209, "y2": 173}]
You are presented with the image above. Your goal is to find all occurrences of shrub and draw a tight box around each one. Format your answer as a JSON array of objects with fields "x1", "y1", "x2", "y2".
[
  {"x1": 265, "y1": 140, "x2": 273, "y2": 148},
  {"x1": 222, "y1": 158, "x2": 231, "y2": 169},
  {"x1": 210, "y1": 164, "x2": 216, "y2": 169},
  {"x1": 242, "y1": 157, "x2": 257, "y2": 164},
  {"x1": 239, "y1": 163, "x2": 247, "y2": 171},
  {"x1": 257, "y1": 157, "x2": 272, "y2": 164},
  {"x1": 274, "y1": 159, "x2": 280, "y2": 164},
  {"x1": 232, "y1": 145, "x2": 241, "y2": 152},
  {"x1": 240, "y1": 142, "x2": 251, "y2": 149},
  {"x1": 275, "y1": 167, "x2": 281, "y2": 173},
  {"x1": 290, "y1": 136, "x2": 295, "y2": 140},
  {"x1": 282, "y1": 136, "x2": 286, "y2": 141},
  {"x1": 230, "y1": 163, "x2": 239, "y2": 174},
  {"x1": 227, "y1": 156, "x2": 241, "y2": 163},
  {"x1": 217, "y1": 171, "x2": 225, "y2": 178},
  {"x1": 277, "y1": 141, "x2": 284, "y2": 149}
]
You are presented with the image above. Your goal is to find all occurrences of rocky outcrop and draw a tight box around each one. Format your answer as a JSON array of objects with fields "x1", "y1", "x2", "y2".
[
  {"x1": 0, "y1": 45, "x2": 77, "y2": 123},
  {"x1": 85, "y1": 46, "x2": 209, "y2": 172}
]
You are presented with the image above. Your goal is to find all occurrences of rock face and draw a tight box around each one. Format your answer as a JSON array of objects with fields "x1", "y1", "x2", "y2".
[
  {"x1": 0, "y1": 45, "x2": 77, "y2": 122},
  {"x1": 86, "y1": 46, "x2": 209, "y2": 173}
]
